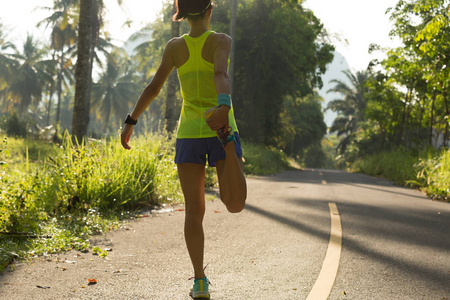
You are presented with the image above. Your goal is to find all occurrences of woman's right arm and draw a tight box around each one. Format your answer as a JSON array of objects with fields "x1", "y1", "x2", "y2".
[
  {"x1": 206, "y1": 34, "x2": 233, "y2": 131},
  {"x1": 213, "y1": 34, "x2": 232, "y2": 95},
  {"x1": 121, "y1": 40, "x2": 176, "y2": 149}
]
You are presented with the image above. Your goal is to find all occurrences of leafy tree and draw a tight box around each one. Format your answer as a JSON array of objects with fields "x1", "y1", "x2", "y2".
[
  {"x1": 232, "y1": 0, "x2": 334, "y2": 146},
  {"x1": 386, "y1": 0, "x2": 450, "y2": 147},
  {"x1": 326, "y1": 70, "x2": 369, "y2": 154},
  {"x1": 281, "y1": 93, "x2": 327, "y2": 159},
  {"x1": 363, "y1": 72, "x2": 405, "y2": 151}
]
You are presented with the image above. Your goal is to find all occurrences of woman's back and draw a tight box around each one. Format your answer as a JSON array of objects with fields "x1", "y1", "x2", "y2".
[{"x1": 173, "y1": 31, "x2": 238, "y2": 139}]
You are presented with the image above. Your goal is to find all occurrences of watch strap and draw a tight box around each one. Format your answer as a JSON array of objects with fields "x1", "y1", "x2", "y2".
[{"x1": 124, "y1": 114, "x2": 137, "y2": 125}]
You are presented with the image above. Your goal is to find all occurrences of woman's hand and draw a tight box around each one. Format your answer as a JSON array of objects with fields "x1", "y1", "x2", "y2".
[
  {"x1": 121, "y1": 124, "x2": 134, "y2": 150},
  {"x1": 205, "y1": 105, "x2": 230, "y2": 131}
]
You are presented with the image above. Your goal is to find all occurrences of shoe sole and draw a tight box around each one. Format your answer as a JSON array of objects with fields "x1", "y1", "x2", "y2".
[{"x1": 189, "y1": 291, "x2": 210, "y2": 299}]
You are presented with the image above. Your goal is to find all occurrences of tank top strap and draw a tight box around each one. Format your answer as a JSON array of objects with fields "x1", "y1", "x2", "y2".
[{"x1": 181, "y1": 30, "x2": 214, "y2": 61}]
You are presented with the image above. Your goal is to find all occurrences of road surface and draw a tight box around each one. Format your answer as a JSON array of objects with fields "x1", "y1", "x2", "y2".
[{"x1": 1, "y1": 169, "x2": 449, "y2": 299}]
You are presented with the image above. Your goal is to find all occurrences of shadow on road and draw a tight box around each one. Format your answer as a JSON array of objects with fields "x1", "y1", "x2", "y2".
[{"x1": 245, "y1": 169, "x2": 450, "y2": 292}]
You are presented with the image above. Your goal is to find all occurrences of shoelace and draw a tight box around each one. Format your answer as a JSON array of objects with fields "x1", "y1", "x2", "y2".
[
  {"x1": 216, "y1": 126, "x2": 232, "y2": 148},
  {"x1": 188, "y1": 264, "x2": 211, "y2": 285}
]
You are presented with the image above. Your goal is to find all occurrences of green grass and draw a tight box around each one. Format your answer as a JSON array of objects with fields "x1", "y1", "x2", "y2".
[
  {"x1": 412, "y1": 149, "x2": 450, "y2": 200},
  {"x1": 0, "y1": 133, "x2": 294, "y2": 272},
  {"x1": 351, "y1": 147, "x2": 450, "y2": 201},
  {"x1": 0, "y1": 132, "x2": 184, "y2": 272},
  {"x1": 350, "y1": 148, "x2": 418, "y2": 185}
]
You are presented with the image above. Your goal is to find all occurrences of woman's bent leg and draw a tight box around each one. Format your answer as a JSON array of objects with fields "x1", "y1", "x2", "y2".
[
  {"x1": 215, "y1": 141, "x2": 247, "y2": 213},
  {"x1": 177, "y1": 163, "x2": 207, "y2": 279}
]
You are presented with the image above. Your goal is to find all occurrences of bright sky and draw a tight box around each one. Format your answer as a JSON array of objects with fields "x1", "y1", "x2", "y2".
[
  {"x1": 1, "y1": 0, "x2": 401, "y2": 71},
  {"x1": 303, "y1": 0, "x2": 401, "y2": 71}
]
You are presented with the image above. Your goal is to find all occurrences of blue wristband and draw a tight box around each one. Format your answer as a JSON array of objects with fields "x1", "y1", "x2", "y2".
[{"x1": 217, "y1": 93, "x2": 231, "y2": 108}]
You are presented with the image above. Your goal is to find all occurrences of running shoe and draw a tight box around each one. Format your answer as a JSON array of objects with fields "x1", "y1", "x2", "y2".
[{"x1": 189, "y1": 277, "x2": 210, "y2": 299}]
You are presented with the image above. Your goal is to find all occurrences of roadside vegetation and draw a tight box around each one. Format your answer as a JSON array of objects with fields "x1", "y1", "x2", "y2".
[
  {"x1": 0, "y1": 133, "x2": 293, "y2": 272},
  {"x1": 323, "y1": 1, "x2": 450, "y2": 201},
  {"x1": 350, "y1": 148, "x2": 450, "y2": 201},
  {"x1": 0, "y1": 132, "x2": 180, "y2": 272}
]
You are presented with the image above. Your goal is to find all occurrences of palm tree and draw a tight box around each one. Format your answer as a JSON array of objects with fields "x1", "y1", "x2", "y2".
[
  {"x1": 72, "y1": 0, "x2": 124, "y2": 141},
  {"x1": 9, "y1": 35, "x2": 54, "y2": 116},
  {"x1": 327, "y1": 69, "x2": 370, "y2": 153},
  {"x1": 91, "y1": 50, "x2": 139, "y2": 132},
  {"x1": 73, "y1": 0, "x2": 93, "y2": 142},
  {"x1": 0, "y1": 22, "x2": 17, "y2": 112},
  {"x1": 38, "y1": 0, "x2": 77, "y2": 125}
]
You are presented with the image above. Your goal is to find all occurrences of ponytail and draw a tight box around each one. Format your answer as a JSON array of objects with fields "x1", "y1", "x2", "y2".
[{"x1": 172, "y1": 0, "x2": 212, "y2": 22}]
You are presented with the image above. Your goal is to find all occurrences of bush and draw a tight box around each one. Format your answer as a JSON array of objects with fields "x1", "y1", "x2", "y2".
[
  {"x1": 0, "y1": 113, "x2": 29, "y2": 138},
  {"x1": 304, "y1": 143, "x2": 327, "y2": 168},
  {"x1": 351, "y1": 148, "x2": 418, "y2": 185},
  {"x1": 242, "y1": 141, "x2": 291, "y2": 175},
  {"x1": 351, "y1": 147, "x2": 449, "y2": 201},
  {"x1": 413, "y1": 149, "x2": 450, "y2": 200}
]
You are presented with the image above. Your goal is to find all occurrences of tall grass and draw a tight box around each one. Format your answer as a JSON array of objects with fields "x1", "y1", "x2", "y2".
[
  {"x1": 0, "y1": 132, "x2": 184, "y2": 271},
  {"x1": 351, "y1": 147, "x2": 450, "y2": 201},
  {"x1": 36, "y1": 133, "x2": 183, "y2": 215},
  {"x1": 351, "y1": 148, "x2": 418, "y2": 185},
  {"x1": 0, "y1": 133, "x2": 294, "y2": 271},
  {"x1": 413, "y1": 149, "x2": 450, "y2": 200}
]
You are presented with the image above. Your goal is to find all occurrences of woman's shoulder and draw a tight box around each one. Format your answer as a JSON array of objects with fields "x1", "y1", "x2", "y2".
[
  {"x1": 208, "y1": 32, "x2": 232, "y2": 49},
  {"x1": 210, "y1": 32, "x2": 232, "y2": 43},
  {"x1": 167, "y1": 36, "x2": 186, "y2": 47},
  {"x1": 164, "y1": 36, "x2": 188, "y2": 55}
]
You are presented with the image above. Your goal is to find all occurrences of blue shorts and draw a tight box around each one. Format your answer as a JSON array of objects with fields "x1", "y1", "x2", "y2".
[{"x1": 175, "y1": 133, "x2": 243, "y2": 167}]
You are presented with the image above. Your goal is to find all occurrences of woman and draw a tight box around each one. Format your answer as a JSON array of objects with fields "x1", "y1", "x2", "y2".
[{"x1": 120, "y1": 0, "x2": 247, "y2": 298}]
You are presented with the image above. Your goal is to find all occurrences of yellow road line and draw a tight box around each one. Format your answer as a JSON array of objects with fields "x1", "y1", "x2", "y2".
[{"x1": 306, "y1": 203, "x2": 342, "y2": 300}]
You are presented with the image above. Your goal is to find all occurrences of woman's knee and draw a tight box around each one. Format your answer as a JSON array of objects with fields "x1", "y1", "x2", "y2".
[
  {"x1": 185, "y1": 203, "x2": 206, "y2": 220},
  {"x1": 225, "y1": 198, "x2": 246, "y2": 213}
]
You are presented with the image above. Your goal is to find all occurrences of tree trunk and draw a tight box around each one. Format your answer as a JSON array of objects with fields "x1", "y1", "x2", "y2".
[
  {"x1": 165, "y1": 1, "x2": 180, "y2": 134},
  {"x1": 442, "y1": 87, "x2": 449, "y2": 147},
  {"x1": 398, "y1": 91, "x2": 408, "y2": 146},
  {"x1": 229, "y1": 0, "x2": 238, "y2": 96},
  {"x1": 405, "y1": 91, "x2": 412, "y2": 148},
  {"x1": 72, "y1": 0, "x2": 93, "y2": 143},
  {"x1": 46, "y1": 83, "x2": 53, "y2": 126},
  {"x1": 56, "y1": 52, "x2": 64, "y2": 125},
  {"x1": 418, "y1": 97, "x2": 424, "y2": 146},
  {"x1": 429, "y1": 90, "x2": 436, "y2": 146}
]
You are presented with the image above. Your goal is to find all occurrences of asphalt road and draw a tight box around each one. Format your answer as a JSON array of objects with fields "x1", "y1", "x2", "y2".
[{"x1": 0, "y1": 169, "x2": 449, "y2": 299}]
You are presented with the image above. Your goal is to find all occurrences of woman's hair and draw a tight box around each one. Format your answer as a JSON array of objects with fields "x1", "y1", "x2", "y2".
[{"x1": 172, "y1": 0, "x2": 213, "y2": 22}]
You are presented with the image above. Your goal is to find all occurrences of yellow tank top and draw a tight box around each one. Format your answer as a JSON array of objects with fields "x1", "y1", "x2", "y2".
[{"x1": 176, "y1": 30, "x2": 238, "y2": 139}]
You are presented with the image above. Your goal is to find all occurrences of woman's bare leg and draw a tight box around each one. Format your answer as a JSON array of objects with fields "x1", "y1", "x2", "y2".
[
  {"x1": 177, "y1": 163, "x2": 207, "y2": 279},
  {"x1": 215, "y1": 140, "x2": 247, "y2": 213}
]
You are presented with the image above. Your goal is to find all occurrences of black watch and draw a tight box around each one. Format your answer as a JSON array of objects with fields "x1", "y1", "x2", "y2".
[{"x1": 124, "y1": 114, "x2": 137, "y2": 125}]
